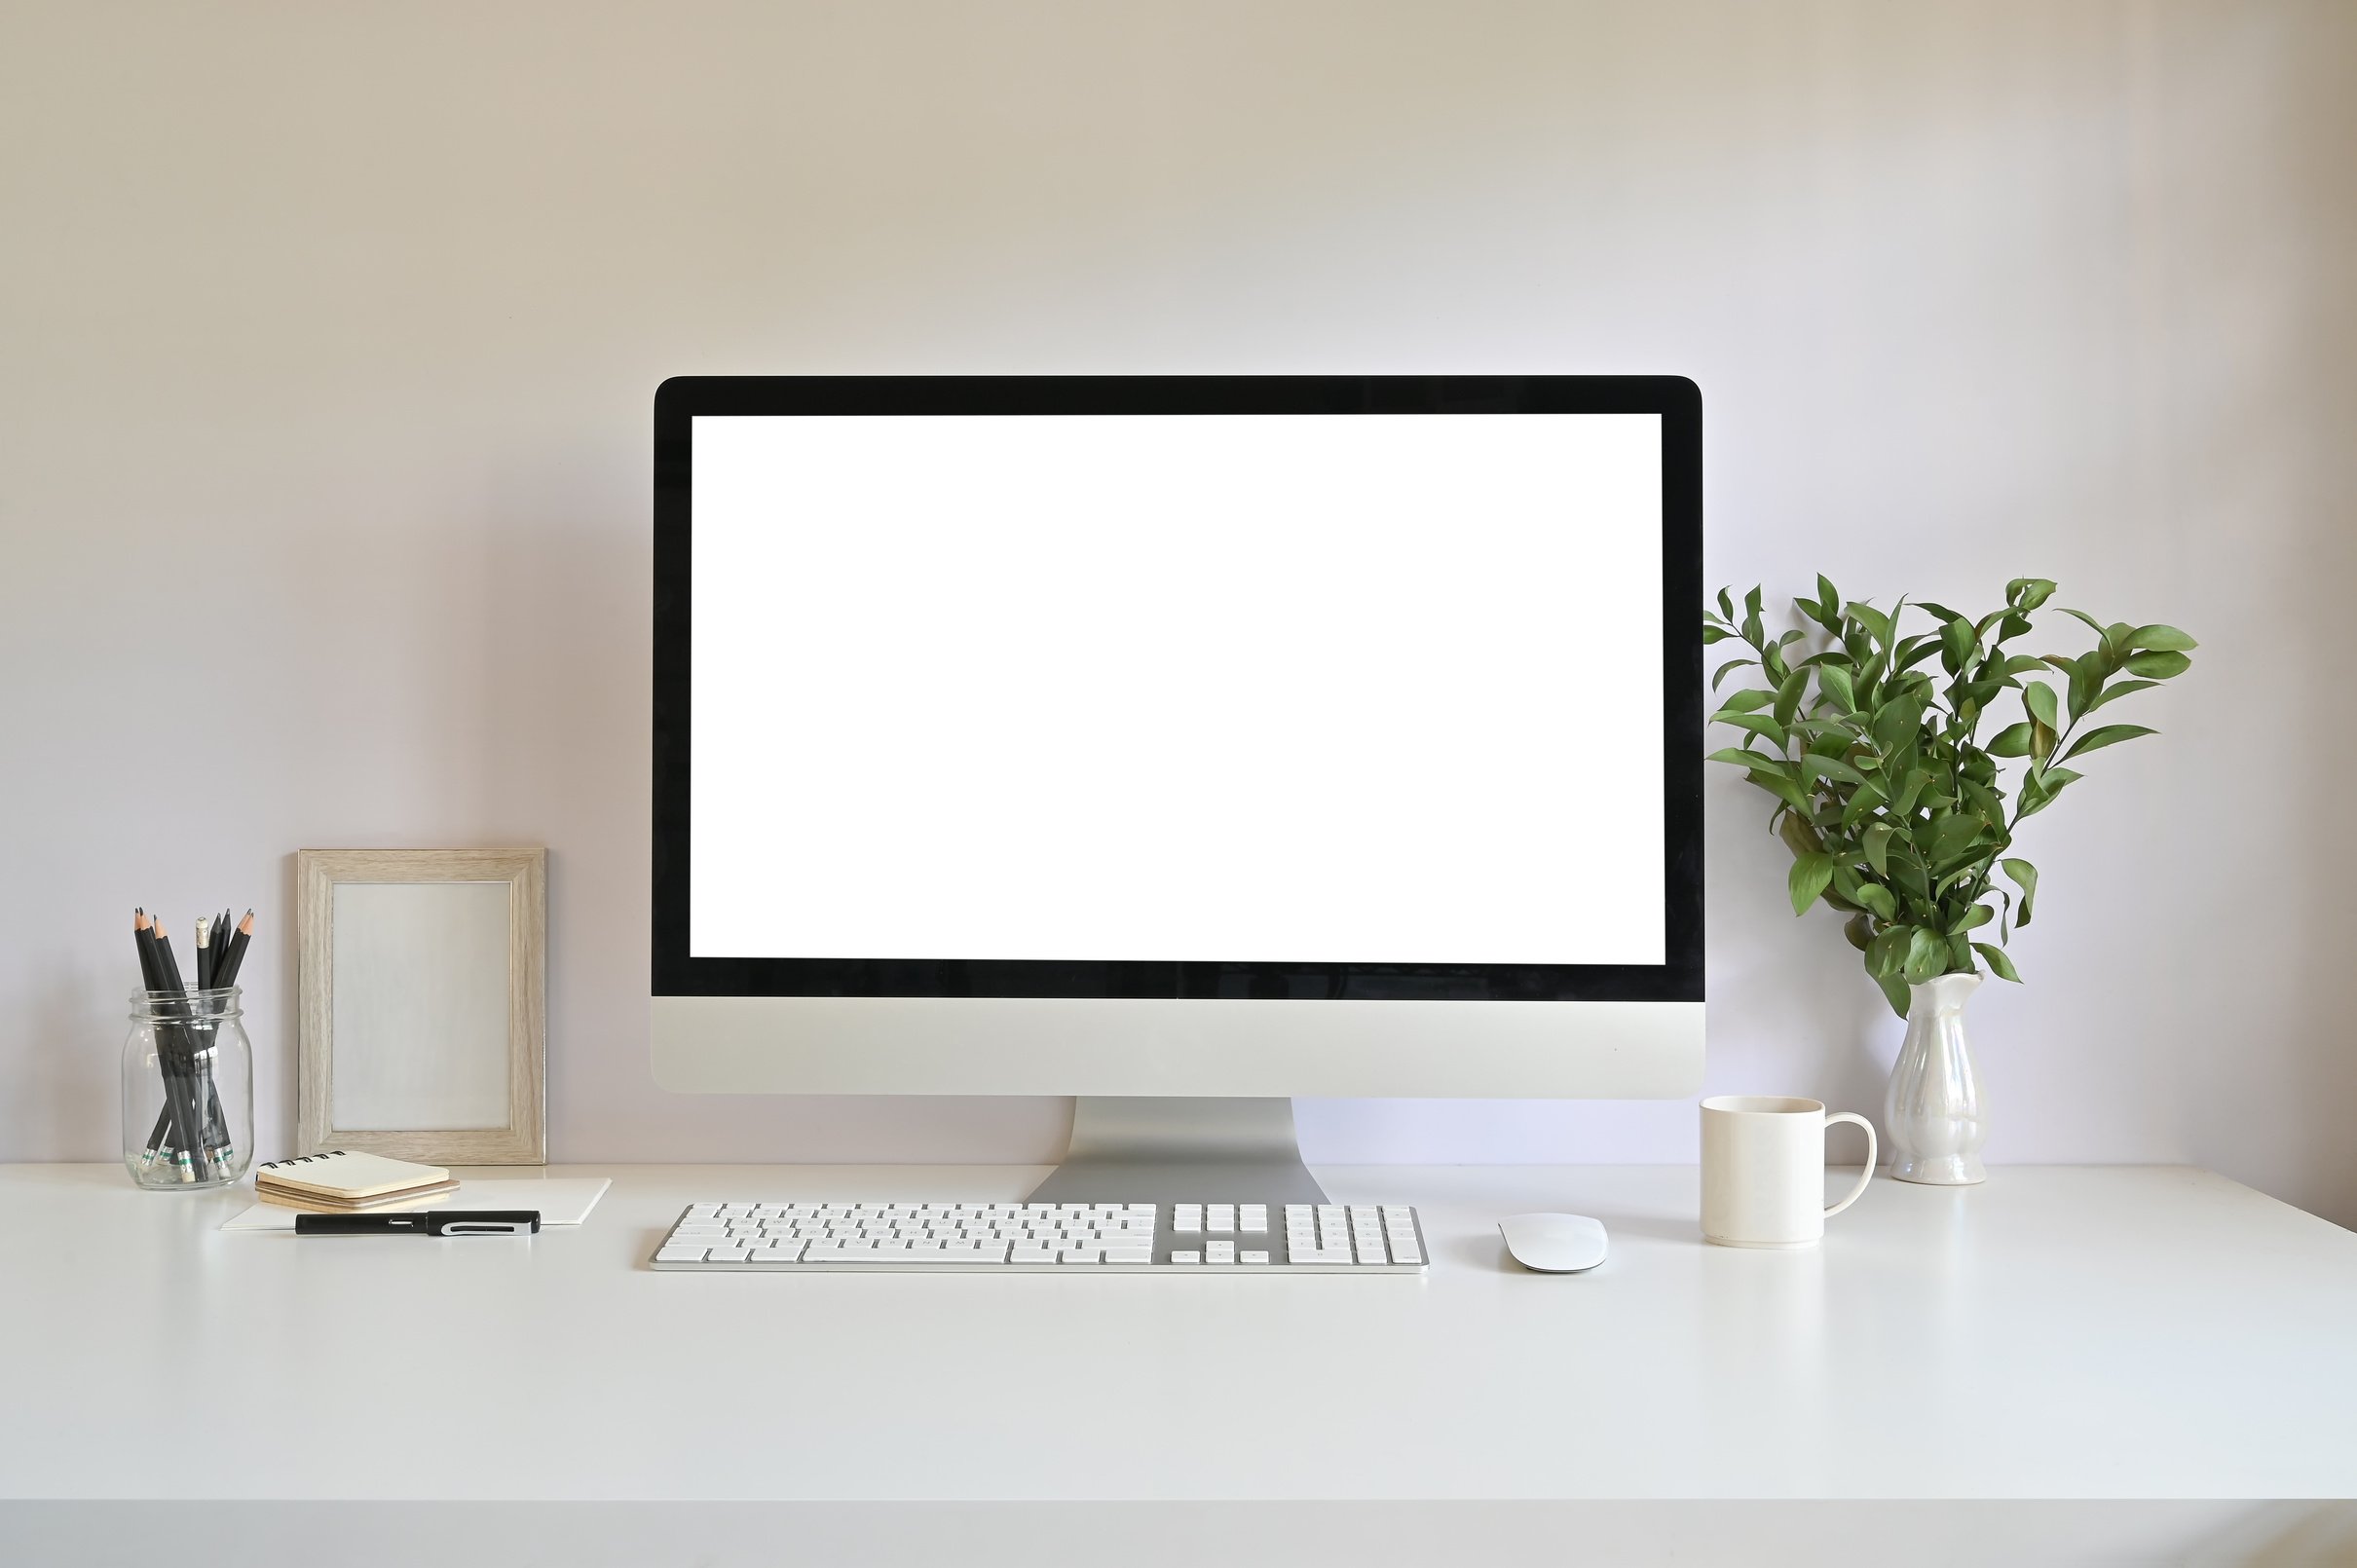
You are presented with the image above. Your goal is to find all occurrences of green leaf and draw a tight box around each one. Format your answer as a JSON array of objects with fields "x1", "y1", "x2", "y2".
[
  {"x1": 1973, "y1": 942, "x2": 2022, "y2": 983},
  {"x1": 2001, "y1": 858, "x2": 2038, "y2": 925},
  {"x1": 1926, "y1": 811, "x2": 1987, "y2": 865},
  {"x1": 1959, "y1": 774, "x2": 2007, "y2": 824},
  {"x1": 1866, "y1": 924, "x2": 1911, "y2": 978},
  {"x1": 2017, "y1": 766, "x2": 2082, "y2": 818},
  {"x1": 1839, "y1": 783, "x2": 1889, "y2": 829},
  {"x1": 1788, "y1": 853, "x2": 1836, "y2": 915},
  {"x1": 2062, "y1": 724, "x2": 2157, "y2": 760},
  {"x1": 1717, "y1": 587, "x2": 1736, "y2": 621},
  {"x1": 1799, "y1": 752, "x2": 1869, "y2": 788},
  {"x1": 1917, "y1": 601, "x2": 1967, "y2": 625},
  {"x1": 2022, "y1": 681, "x2": 2059, "y2": 730},
  {"x1": 1874, "y1": 969, "x2": 1912, "y2": 1019},
  {"x1": 1702, "y1": 624, "x2": 1735, "y2": 644},
  {"x1": 1712, "y1": 656, "x2": 1755, "y2": 691},
  {"x1": 1862, "y1": 821, "x2": 1895, "y2": 877},
  {"x1": 1849, "y1": 603, "x2": 1891, "y2": 645},
  {"x1": 1894, "y1": 637, "x2": 1944, "y2": 674},
  {"x1": 2066, "y1": 656, "x2": 2103, "y2": 721},
  {"x1": 1723, "y1": 713, "x2": 1788, "y2": 748},
  {"x1": 1939, "y1": 616, "x2": 1975, "y2": 674},
  {"x1": 1772, "y1": 666, "x2": 1808, "y2": 727},
  {"x1": 1817, "y1": 663, "x2": 1856, "y2": 715},
  {"x1": 1778, "y1": 809, "x2": 1826, "y2": 860},
  {"x1": 1710, "y1": 690, "x2": 1774, "y2": 717},
  {"x1": 1888, "y1": 852, "x2": 1930, "y2": 907},
  {"x1": 1871, "y1": 698, "x2": 1921, "y2": 753},
  {"x1": 1998, "y1": 653, "x2": 2051, "y2": 680},
  {"x1": 1844, "y1": 913, "x2": 1874, "y2": 952},
  {"x1": 2127, "y1": 623, "x2": 2196, "y2": 652},
  {"x1": 1951, "y1": 903, "x2": 1994, "y2": 933},
  {"x1": 2006, "y1": 578, "x2": 2057, "y2": 611},
  {"x1": 1816, "y1": 574, "x2": 1841, "y2": 622},
  {"x1": 1986, "y1": 721, "x2": 2035, "y2": 758},
  {"x1": 2123, "y1": 650, "x2": 2192, "y2": 679},
  {"x1": 2086, "y1": 677, "x2": 2162, "y2": 713},
  {"x1": 1901, "y1": 927, "x2": 1947, "y2": 983},
  {"x1": 1750, "y1": 769, "x2": 1814, "y2": 813},
  {"x1": 1854, "y1": 882, "x2": 1897, "y2": 921},
  {"x1": 1706, "y1": 747, "x2": 1768, "y2": 767},
  {"x1": 2057, "y1": 607, "x2": 2109, "y2": 640}
]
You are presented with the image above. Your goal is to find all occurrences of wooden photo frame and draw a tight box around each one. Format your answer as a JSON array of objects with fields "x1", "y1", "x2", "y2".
[{"x1": 296, "y1": 848, "x2": 546, "y2": 1164}]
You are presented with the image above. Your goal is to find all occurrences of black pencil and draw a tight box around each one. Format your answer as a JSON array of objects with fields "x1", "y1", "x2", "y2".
[
  {"x1": 213, "y1": 911, "x2": 253, "y2": 989},
  {"x1": 136, "y1": 913, "x2": 201, "y2": 1178},
  {"x1": 201, "y1": 912, "x2": 245, "y2": 1156},
  {"x1": 133, "y1": 913, "x2": 176, "y2": 1163},
  {"x1": 150, "y1": 920, "x2": 214, "y2": 1182},
  {"x1": 187, "y1": 915, "x2": 231, "y2": 1156},
  {"x1": 191, "y1": 910, "x2": 245, "y2": 1161}
]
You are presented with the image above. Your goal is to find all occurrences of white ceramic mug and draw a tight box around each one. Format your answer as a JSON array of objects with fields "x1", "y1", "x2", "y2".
[{"x1": 1701, "y1": 1096, "x2": 1879, "y2": 1249}]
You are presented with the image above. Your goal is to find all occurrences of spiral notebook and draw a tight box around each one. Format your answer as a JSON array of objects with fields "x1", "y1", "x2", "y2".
[{"x1": 254, "y1": 1150, "x2": 451, "y2": 1201}]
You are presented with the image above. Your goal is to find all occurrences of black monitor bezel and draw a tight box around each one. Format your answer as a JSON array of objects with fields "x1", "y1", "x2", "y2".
[{"x1": 654, "y1": 375, "x2": 1702, "y2": 1003}]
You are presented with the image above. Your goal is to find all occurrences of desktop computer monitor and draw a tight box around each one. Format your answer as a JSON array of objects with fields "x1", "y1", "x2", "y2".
[{"x1": 653, "y1": 376, "x2": 1702, "y2": 1200}]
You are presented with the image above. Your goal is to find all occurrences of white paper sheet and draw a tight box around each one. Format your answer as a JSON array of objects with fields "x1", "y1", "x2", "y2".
[{"x1": 221, "y1": 1177, "x2": 610, "y2": 1231}]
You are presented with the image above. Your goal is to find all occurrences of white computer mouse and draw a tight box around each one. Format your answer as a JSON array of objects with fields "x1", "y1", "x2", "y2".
[{"x1": 1499, "y1": 1213, "x2": 1609, "y2": 1274}]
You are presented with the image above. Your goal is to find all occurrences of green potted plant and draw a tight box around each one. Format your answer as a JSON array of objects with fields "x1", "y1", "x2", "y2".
[{"x1": 1702, "y1": 577, "x2": 2194, "y2": 1184}]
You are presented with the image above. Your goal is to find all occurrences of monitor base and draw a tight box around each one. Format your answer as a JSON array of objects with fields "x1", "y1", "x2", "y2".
[{"x1": 1026, "y1": 1097, "x2": 1329, "y2": 1204}]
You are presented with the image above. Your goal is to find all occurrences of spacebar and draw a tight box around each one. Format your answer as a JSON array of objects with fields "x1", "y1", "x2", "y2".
[{"x1": 807, "y1": 1247, "x2": 1008, "y2": 1263}]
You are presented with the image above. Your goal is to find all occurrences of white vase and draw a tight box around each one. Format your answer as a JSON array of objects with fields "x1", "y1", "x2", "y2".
[{"x1": 1885, "y1": 972, "x2": 1987, "y2": 1185}]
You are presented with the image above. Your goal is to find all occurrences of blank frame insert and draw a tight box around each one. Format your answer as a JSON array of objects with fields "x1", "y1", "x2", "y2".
[
  {"x1": 297, "y1": 848, "x2": 546, "y2": 1164},
  {"x1": 330, "y1": 881, "x2": 511, "y2": 1131}
]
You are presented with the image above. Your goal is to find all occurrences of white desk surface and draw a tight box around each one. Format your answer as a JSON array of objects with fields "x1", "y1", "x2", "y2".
[{"x1": 2, "y1": 1163, "x2": 2352, "y2": 1504}]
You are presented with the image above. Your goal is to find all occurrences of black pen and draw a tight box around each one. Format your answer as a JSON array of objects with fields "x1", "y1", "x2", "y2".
[{"x1": 294, "y1": 1211, "x2": 542, "y2": 1236}]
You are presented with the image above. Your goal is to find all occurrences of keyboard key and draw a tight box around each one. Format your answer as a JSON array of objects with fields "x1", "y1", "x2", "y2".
[
  {"x1": 655, "y1": 1245, "x2": 708, "y2": 1263},
  {"x1": 1170, "y1": 1251, "x2": 1201, "y2": 1264},
  {"x1": 1240, "y1": 1251, "x2": 1269, "y2": 1264}
]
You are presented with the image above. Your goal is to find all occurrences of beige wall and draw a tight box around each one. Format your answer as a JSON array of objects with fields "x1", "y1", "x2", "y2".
[{"x1": 3, "y1": 1, "x2": 2352, "y2": 1222}]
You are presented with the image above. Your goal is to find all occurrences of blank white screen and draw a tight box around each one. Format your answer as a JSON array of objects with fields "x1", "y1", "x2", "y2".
[{"x1": 691, "y1": 413, "x2": 1664, "y2": 965}]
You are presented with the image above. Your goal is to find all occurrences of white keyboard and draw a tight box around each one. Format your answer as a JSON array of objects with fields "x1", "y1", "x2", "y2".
[{"x1": 651, "y1": 1200, "x2": 1428, "y2": 1273}]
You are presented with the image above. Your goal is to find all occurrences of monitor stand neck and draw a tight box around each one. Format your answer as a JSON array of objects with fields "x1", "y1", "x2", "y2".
[{"x1": 1026, "y1": 1097, "x2": 1329, "y2": 1205}]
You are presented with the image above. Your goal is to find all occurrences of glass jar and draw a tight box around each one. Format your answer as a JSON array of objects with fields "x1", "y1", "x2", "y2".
[{"x1": 122, "y1": 987, "x2": 254, "y2": 1189}]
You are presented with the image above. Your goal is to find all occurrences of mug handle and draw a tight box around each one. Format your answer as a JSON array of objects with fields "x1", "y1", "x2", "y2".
[{"x1": 1823, "y1": 1111, "x2": 1879, "y2": 1217}]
